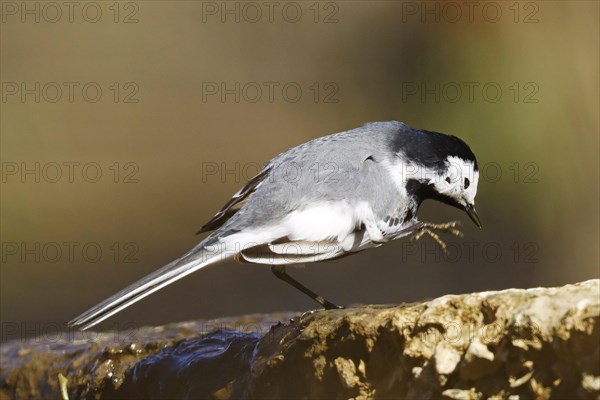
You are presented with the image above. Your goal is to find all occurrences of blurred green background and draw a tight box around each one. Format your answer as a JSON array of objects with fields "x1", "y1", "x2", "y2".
[{"x1": 1, "y1": 1, "x2": 598, "y2": 340}]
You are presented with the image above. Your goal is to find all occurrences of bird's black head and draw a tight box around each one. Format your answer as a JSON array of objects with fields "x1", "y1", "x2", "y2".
[{"x1": 391, "y1": 124, "x2": 482, "y2": 228}]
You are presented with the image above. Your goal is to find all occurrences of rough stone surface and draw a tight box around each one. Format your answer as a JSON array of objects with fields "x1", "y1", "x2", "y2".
[{"x1": 1, "y1": 280, "x2": 598, "y2": 399}]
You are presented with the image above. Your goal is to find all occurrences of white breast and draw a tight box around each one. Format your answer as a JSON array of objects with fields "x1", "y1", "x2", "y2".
[{"x1": 219, "y1": 200, "x2": 379, "y2": 257}]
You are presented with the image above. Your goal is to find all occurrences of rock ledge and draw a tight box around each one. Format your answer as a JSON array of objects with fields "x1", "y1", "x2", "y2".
[{"x1": 1, "y1": 280, "x2": 598, "y2": 399}]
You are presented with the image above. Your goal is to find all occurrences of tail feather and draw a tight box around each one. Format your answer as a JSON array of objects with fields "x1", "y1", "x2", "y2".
[{"x1": 68, "y1": 246, "x2": 225, "y2": 331}]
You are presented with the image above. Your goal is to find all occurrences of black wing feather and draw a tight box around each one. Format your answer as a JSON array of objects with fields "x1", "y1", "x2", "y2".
[{"x1": 196, "y1": 166, "x2": 271, "y2": 234}]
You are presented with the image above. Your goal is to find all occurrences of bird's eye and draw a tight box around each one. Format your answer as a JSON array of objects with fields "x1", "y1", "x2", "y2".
[
  {"x1": 464, "y1": 178, "x2": 470, "y2": 189},
  {"x1": 445, "y1": 177, "x2": 451, "y2": 184}
]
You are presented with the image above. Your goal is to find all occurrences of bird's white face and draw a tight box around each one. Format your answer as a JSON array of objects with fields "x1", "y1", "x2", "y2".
[{"x1": 431, "y1": 156, "x2": 479, "y2": 207}]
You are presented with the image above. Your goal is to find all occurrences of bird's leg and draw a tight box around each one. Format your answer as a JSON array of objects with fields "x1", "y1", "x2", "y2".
[
  {"x1": 271, "y1": 265, "x2": 343, "y2": 310},
  {"x1": 411, "y1": 221, "x2": 464, "y2": 253}
]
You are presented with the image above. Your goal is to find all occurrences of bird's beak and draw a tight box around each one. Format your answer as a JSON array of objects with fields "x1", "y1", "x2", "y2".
[{"x1": 464, "y1": 203, "x2": 482, "y2": 229}]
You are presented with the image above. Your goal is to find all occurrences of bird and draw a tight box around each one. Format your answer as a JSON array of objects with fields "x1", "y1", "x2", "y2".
[{"x1": 69, "y1": 121, "x2": 482, "y2": 330}]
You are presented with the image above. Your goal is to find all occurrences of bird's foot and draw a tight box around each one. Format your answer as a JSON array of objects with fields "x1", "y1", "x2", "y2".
[
  {"x1": 299, "y1": 302, "x2": 344, "y2": 319},
  {"x1": 320, "y1": 296, "x2": 345, "y2": 310},
  {"x1": 422, "y1": 221, "x2": 464, "y2": 237},
  {"x1": 411, "y1": 221, "x2": 463, "y2": 253}
]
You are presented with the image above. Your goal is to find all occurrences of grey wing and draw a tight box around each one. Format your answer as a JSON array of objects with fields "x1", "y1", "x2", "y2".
[
  {"x1": 221, "y1": 144, "x2": 378, "y2": 232},
  {"x1": 199, "y1": 123, "x2": 414, "y2": 242},
  {"x1": 218, "y1": 152, "x2": 415, "y2": 263}
]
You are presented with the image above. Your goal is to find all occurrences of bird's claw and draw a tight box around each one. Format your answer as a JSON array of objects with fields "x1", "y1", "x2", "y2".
[{"x1": 411, "y1": 221, "x2": 464, "y2": 253}]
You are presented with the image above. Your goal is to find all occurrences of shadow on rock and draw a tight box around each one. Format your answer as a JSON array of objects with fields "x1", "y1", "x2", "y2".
[{"x1": 107, "y1": 329, "x2": 260, "y2": 399}]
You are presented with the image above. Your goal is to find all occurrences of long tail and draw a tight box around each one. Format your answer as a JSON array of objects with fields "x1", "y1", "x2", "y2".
[{"x1": 68, "y1": 244, "x2": 227, "y2": 331}]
